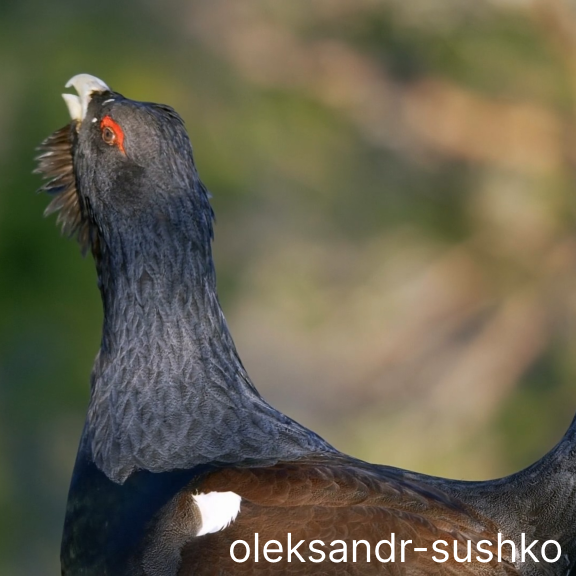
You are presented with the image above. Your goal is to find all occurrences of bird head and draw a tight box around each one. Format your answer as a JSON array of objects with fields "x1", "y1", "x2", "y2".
[{"x1": 36, "y1": 74, "x2": 212, "y2": 260}]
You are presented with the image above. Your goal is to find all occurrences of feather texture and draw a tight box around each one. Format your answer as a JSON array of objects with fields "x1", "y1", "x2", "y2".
[{"x1": 34, "y1": 124, "x2": 96, "y2": 255}]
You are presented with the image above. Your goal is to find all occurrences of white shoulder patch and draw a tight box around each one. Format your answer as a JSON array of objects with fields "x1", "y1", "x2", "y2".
[{"x1": 193, "y1": 491, "x2": 242, "y2": 536}]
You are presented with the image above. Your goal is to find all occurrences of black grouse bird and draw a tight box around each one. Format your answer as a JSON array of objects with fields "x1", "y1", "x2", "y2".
[{"x1": 36, "y1": 74, "x2": 576, "y2": 575}]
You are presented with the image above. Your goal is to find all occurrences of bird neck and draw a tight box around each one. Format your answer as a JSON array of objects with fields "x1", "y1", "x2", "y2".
[
  {"x1": 84, "y1": 202, "x2": 333, "y2": 484},
  {"x1": 512, "y1": 417, "x2": 576, "y2": 553},
  {"x1": 442, "y1": 414, "x2": 576, "y2": 561},
  {"x1": 96, "y1": 208, "x2": 222, "y2": 361}
]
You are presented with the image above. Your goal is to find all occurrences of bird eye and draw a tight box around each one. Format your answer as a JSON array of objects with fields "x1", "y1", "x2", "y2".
[
  {"x1": 99, "y1": 116, "x2": 126, "y2": 153},
  {"x1": 102, "y1": 126, "x2": 116, "y2": 145}
]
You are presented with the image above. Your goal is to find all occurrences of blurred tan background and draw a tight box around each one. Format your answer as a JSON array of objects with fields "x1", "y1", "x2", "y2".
[{"x1": 3, "y1": 0, "x2": 576, "y2": 572}]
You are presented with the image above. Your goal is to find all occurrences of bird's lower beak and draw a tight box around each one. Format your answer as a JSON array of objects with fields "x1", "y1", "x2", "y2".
[{"x1": 62, "y1": 74, "x2": 110, "y2": 122}]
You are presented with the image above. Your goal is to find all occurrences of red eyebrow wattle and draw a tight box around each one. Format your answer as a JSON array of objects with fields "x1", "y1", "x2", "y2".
[{"x1": 100, "y1": 115, "x2": 125, "y2": 153}]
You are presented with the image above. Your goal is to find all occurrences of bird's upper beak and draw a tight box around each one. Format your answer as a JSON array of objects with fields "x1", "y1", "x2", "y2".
[{"x1": 62, "y1": 74, "x2": 110, "y2": 122}]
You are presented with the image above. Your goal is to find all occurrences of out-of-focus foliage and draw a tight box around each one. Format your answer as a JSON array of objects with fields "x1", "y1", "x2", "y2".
[{"x1": 2, "y1": 0, "x2": 576, "y2": 572}]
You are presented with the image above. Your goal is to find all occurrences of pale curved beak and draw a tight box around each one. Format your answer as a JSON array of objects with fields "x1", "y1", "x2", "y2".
[{"x1": 62, "y1": 74, "x2": 110, "y2": 122}]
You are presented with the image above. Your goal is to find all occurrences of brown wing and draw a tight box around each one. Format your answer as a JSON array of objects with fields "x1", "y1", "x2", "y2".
[{"x1": 140, "y1": 457, "x2": 520, "y2": 575}]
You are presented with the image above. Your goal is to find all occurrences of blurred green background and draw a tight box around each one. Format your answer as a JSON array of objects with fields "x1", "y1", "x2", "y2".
[{"x1": 3, "y1": 0, "x2": 576, "y2": 572}]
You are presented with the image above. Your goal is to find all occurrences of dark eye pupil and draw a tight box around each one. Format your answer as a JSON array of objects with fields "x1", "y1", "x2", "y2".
[{"x1": 103, "y1": 127, "x2": 115, "y2": 144}]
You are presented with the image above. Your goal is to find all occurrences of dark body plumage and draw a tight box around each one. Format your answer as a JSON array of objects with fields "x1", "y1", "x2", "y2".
[{"x1": 36, "y1": 76, "x2": 576, "y2": 575}]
